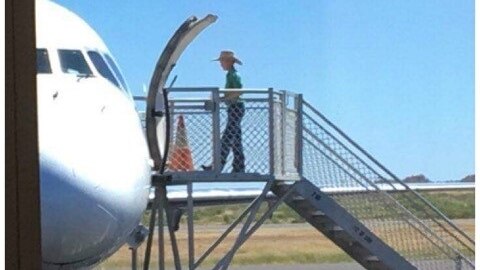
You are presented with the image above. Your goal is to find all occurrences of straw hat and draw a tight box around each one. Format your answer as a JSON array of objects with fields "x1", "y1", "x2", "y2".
[{"x1": 213, "y1": 50, "x2": 243, "y2": 65}]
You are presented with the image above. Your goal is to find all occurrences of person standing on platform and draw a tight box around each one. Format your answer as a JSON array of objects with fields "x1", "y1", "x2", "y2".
[{"x1": 202, "y1": 50, "x2": 245, "y2": 173}]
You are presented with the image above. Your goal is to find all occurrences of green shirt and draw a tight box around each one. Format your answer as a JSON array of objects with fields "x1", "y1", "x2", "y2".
[
  {"x1": 224, "y1": 67, "x2": 243, "y2": 101},
  {"x1": 225, "y1": 67, "x2": 242, "y2": 89}
]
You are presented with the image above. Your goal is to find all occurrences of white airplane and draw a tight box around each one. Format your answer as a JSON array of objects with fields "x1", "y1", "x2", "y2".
[{"x1": 36, "y1": 0, "x2": 151, "y2": 268}]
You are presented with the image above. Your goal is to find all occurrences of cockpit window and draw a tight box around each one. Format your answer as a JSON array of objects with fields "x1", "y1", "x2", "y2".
[
  {"x1": 104, "y1": 54, "x2": 128, "y2": 91},
  {"x1": 58, "y1": 49, "x2": 93, "y2": 75},
  {"x1": 37, "y1": 49, "x2": 52, "y2": 74},
  {"x1": 87, "y1": 51, "x2": 120, "y2": 88}
]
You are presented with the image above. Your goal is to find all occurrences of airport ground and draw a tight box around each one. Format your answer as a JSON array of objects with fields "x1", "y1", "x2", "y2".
[{"x1": 97, "y1": 219, "x2": 474, "y2": 270}]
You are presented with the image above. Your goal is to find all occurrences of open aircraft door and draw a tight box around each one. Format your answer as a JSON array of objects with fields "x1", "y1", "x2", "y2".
[{"x1": 146, "y1": 15, "x2": 217, "y2": 172}]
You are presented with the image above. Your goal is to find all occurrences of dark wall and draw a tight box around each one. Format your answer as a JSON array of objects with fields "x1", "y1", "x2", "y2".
[{"x1": 5, "y1": 0, "x2": 42, "y2": 268}]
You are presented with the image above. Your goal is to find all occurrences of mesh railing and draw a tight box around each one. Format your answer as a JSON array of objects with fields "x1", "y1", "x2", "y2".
[
  {"x1": 168, "y1": 105, "x2": 212, "y2": 172},
  {"x1": 217, "y1": 96, "x2": 269, "y2": 174},
  {"x1": 301, "y1": 100, "x2": 474, "y2": 269},
  {"x1": 162, "y1": 88, "x2": 299, "y2": 179},
  {"x1": 273, "y1": 91, "x2": 301, "y2": 180}
]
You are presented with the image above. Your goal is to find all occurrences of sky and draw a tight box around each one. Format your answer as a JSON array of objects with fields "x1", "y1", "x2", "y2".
[{"x1": 55, "y1": 0, "x2": 474, "y2": 181}]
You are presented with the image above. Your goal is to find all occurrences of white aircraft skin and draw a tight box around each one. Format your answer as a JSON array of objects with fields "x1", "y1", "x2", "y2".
[{"x1": 36, "y1": 0, "x2": 151, "y2": 268}]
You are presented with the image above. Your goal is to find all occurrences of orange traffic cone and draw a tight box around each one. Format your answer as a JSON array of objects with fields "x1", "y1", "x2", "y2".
[{"x1": 167, "y1": 115, "x2": 194, "y2": 171}]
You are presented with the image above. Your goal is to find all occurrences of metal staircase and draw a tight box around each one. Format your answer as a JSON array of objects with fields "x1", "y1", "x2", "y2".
[
  {"x1": 272, "y1": 180, "x2": 416, "y2": 270},
  {"x1": 136, "y1": 87, "x2": 474, "y2": 270},
  {"x1": 299, "y1": 98, "x2": 474, "y2": 270}
]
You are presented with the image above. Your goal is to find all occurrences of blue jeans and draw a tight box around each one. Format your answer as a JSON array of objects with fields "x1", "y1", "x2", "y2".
[{"x1": 220, "y1": 102, "x2": 245, "y2": 172}]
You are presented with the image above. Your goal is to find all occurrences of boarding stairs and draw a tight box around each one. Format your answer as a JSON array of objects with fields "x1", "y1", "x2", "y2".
[
  {"x1": 134, "y1": 86, "x2": 474, "y2": 270},
  {"x1": 272, "y1": 179, "x2": 414, "y2": 270}
]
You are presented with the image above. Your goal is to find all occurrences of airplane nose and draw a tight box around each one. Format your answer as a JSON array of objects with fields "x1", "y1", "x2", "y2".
[
  {"x1": 41, "y1": 158, "x2": 121, "y2": 265},
  {"x1": 39, "y1": 85, "x2": 151, "y2": 267}
]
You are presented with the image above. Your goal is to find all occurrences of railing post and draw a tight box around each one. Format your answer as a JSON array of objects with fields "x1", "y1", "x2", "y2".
[
  {"x1": 295, "y1": 94, "x2": 303, "y2": 176},
  {"x1": 168, "y1": 100, "x2": 175, "y2": 162},
  {"x1": 212, "y1": 88, "x2": 221, "y2": 174},
  {"x1": 280, "y1": 91, "x2": 287, "y2": 176},
  {"x1": 131, "y1": 247, "x2": 137, "y2": 270},
  {"x1": 268, "y1": 88, "x2": 275, "y2": 177},
  {"x1": 157, "y1": 183, "x2": 166, "y2": 270},
  {"x1": 187, "y1": 180, "x2": 195, "y2": 269}
]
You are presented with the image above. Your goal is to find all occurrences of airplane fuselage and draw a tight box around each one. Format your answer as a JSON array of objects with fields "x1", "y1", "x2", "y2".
[{"x1": 36, "y1": 1, "x2": 151, "y2": 268}]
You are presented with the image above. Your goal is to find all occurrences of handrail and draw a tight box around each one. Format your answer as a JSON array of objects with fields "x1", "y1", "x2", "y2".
[
  {"x1": 304, "y1": 126, "x2": 474, "y2": 262},
  {"x1": 302, "y1": 100, "x2": 475, "y2": 247},
  {"x1": 303, "y1": 112, "x2": 475, "y2": 254}
]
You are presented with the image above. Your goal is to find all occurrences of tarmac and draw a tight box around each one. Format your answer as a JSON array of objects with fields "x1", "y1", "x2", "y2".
[
  {"x1": 227, "y1": 263, "x2": 364, "y2": 270},
  {"x1": 104, "y1": 264, "x2": 364, "y2": 270}
]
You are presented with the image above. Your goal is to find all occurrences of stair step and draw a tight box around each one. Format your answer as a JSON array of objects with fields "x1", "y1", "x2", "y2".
[
  {"x1": 291, "y1": 195, "x2": 305, "y2": 202},
  {"x1": 310, "y1": 210, "x2": 325, "y2": 217},
  {"x1": 329, "y1": 225, "x2": 343, "y2": 232},
  {"x1": 274, "y1": 181, "x2": 293, "y2": 187},
  {"x1": 273, "y1": 183, "x2": 293, "y2": 194},
  {"x1": 365, "y1": 256, "x2": 380, "y2": 262},
  {"x1": 309, "y1": 211, "x2": 329, "y2": 225},
  {"x1": 327, "y1": 226, "x2": 355, "y2": 244}
]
